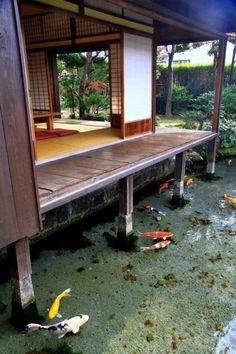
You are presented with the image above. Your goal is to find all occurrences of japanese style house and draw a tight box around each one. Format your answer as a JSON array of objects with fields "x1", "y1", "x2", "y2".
[{"x1": 0, "y1": 0, "x2": 236, "y2": 327}]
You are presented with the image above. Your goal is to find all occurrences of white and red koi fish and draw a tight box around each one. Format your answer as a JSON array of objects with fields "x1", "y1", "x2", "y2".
[
  {"x1": 26, "y1": 315, "x2": 89, "y2": 339},
  {"x1": 143, "y1": 205, "x2": 166, "y2": 216},
  {"x1": 140, "y1": 240, "x2": 171, "y2": 252},
  {"x1": 138, "y1": 231, "x2": 174, "y2": 240}
]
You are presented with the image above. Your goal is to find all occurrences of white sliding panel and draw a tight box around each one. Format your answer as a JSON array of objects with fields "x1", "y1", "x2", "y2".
[{"x1": 123, "y1": 33, "x2": 152, "y2": 122}]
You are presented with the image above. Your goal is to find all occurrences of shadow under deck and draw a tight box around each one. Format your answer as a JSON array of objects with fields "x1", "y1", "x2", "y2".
[{"x1": 37, "y1": 130, "x2": 217, "y2": 214}]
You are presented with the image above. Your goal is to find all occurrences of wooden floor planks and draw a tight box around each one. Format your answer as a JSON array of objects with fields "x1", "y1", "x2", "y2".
[{"x1": 37, "y1": 130, "x2": 217, "y2": 213}]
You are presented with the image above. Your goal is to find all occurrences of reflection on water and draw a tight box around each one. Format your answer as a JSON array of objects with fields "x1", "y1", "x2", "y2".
[{"x1": 215, "y1": 317, "x2": 236, "y2": 354}]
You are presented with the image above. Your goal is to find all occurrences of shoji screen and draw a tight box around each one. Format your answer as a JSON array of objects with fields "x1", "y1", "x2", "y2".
[
  {"x1": 27, "y1": 51, "x2": 50, "y2": 111},
  {"x1": 123, "y1": 33, "x2": 152, "y2": 122}
]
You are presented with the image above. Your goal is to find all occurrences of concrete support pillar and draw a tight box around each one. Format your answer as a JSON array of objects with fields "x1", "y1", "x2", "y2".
[
  {"x1": 7, "y1": 237, "x2": 39, "y2": 330},
  {"x1": 171, "y1": 151, "x2": 187, "y2": 206},
  {"x1": 117, "y1": 175, "x2": 133, "y2": 244},
  {"x1": 206, "y1": 138, "x2": 217, "y2": 177}
]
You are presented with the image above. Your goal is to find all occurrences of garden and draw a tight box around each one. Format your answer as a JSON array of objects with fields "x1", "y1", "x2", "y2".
[
  {"x1": 57, "y1": 45, "x2": 236, "y2": 161},
  {"x1": 156, "y1": 63, "x2": 236, "y2": 159}
]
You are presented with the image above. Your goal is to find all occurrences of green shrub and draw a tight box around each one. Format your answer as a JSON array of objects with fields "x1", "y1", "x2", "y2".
[
  {"x1": 192, "y1": 91, "x2": 225, "y2": 120},
  {"x1": 221, "y1": 85, "x2": 236, "y2": 115},
  {"x1": 204, "y1": 119, "x2": 236, "y2": 148},
  {"x1": 172, "y1": 85, "x2": 193, "y2": 113},
  {"x1": 180, "y1": 110, "x2": 207, "y2": 130}
]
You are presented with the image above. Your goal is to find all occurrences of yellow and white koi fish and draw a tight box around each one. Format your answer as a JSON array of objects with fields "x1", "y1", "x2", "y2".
[
  {"x1": 48, "y1": 288, "x2": 71, "y2": 319},
  {"x1": 26, "y1": 315, "x2": 89, "y2": 339},
  {"x1": 224, "y1": 194, "x2": 236, "y2": 204}
]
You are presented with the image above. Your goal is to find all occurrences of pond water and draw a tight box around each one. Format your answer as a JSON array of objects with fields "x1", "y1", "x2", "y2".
[{"x1": 0, "y1": 158, "x2": 235, "y2": 354}]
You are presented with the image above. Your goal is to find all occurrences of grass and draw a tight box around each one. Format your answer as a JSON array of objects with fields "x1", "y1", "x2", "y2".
[
  {"x1": 219, "y1": 146, "x2": 236, "y2": 157},
  {"x1": 156, "y1": 115, "x2": 185, "y2": 128}
]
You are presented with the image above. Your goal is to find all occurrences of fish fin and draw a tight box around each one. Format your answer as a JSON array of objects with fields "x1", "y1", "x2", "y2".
[
  {"x1": 63, "y1": 288, "x2": 71, "y2": 296},
  {"x1": 140, "y1": 247, "x2": 147, "y2": 252},
  {"x1": 58, "y1": 333, "x2": 66, "y2": 339},
  {"x1": 72, "y1": 327, "x2": 80, "y2": 334},
  {"x1": 25, "y1": 323, "x2": 42, "y2": 333}
]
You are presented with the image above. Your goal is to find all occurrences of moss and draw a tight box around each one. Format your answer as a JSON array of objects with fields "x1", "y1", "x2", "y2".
[
  {"x1": 105, "y1": 232, "x2": 138, "y2": 251},
  {"x1": 146, "y1": 333, "x2": 154, "y2": 342},
  {"x1": 189, "y1": 216, "x2": 212, "y2": 225},
  {"x1": 25, "y1": 343, "x2": 82, "y2": 354}
]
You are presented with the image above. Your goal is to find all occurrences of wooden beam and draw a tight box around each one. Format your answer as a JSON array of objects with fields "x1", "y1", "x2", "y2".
[
  {"x1": 156, "y1": 26, "x2": 220, "y2": 45},
  {"x1": 152, "y1": 29, "x2": 157, "y2": 132},
  {"x1": 117, "y1": 175, "x2": 133, "y2": 244},
  {"x1": 105, "y1": 0, "x2": 226, "y2": 39},
  {"x1": 212, "y1": 38, "x2": 227, "y2": 133},
  {"x1": 171, "y1": 151, "x2": 187, "y2": 206}
]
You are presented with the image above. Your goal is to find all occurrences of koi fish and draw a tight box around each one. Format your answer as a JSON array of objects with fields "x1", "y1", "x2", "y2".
[
  {"x1": 185, "y1": 178, "x2": 193, "y2": 186},
  {"x1": 26, "y1": 315, "x2": 89, "y2": 339},
  {"x1": 140, "y1": 240, "x2": 171, "y2": 252},
  {"x1": 138, "y1": 231, "x2": 174, "y2": 240},
  {"x1": 159, "y1": 182, "x2": 169, "y2": 192},
  {"x1": 224, "y1": 194, "x2": 236, "y2": 204},
  {"x1": 48, "y1": 288, "x2": 71, "y2": 319},
  {"x1": 143, "y1": 205, "x2": 166, "y2": 216}
]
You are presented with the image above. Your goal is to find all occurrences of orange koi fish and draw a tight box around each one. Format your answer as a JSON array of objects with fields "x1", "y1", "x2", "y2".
[
  {"x1": 185, "y1": 178, "x2": 193, "y2": 186},
  {"x1": 224, "y1": 194, "x2": 236, "y2": 204},
  {"x1": 138, "y1": 231, "x2": 174, "y2": 240},
  {"x1": 48, "y1": 288, "x2": 71, "y2": 319},
  {"x1": 143, "y1": 205, "x2": 166, "y2": 216},
  {"x1": 140, "y1": 240, "x2": 171, "y2": 252},
  {"x1": 159, "y1": 182, "x2": 169, "y2": 192}
]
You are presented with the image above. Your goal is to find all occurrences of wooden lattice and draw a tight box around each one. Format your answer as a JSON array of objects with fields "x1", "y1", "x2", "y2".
[
  {"x1": 23, "y1": 16, "x2": 43, "y2": 43},
  {"x1": 24, "y1": 13, "x2": 118, "y2": 44},
  {"x1": 27, "y1": 51, "x2": 50, "y2": 111},
  {"x1": 109, "y1": 44, "x2": 121, "y2": 115},
  {"x1": 75, "y1": 17, "x2": 117, "y2": 37},
  {"x1": 42, "y1": 14, "x2": 71, "y2": 40},
  {"x1": 24, "y1": 13, "x2": 71, "y2": 43}
]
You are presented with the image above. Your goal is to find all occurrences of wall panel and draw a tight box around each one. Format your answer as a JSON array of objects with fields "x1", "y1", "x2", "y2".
[{"x1": 123, "y1": 33, "x2": 152, "y2": 123}]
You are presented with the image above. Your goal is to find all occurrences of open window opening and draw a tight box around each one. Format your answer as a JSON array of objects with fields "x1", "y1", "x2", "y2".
[
  {"x1": 27, "y1": 47, "x2": 122, "y2": 162},
  {"x1": 20, "y1": 2, "x2": 123, "y2": 163}
]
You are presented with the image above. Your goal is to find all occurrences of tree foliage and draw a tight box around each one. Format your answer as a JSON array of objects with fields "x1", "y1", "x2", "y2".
[{"x1": 57, "y1": 51, "x2": 109, "y2": 119}]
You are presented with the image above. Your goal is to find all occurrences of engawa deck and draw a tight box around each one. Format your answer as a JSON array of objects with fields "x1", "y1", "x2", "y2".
[{"x1": 37, "y1": 129, "x2": 217, "y2": 214}]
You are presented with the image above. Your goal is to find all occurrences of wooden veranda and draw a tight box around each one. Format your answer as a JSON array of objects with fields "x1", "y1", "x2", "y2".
[{"x1": 38, "y1": 129, "x2": 217, "y2": 214}]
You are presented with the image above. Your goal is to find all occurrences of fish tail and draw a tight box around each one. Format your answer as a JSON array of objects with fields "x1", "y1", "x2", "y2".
[
  {"x1": 25, "y1": 323, "x2": 45, "y2": 333},
  {"x1": 140, "y1": 246, "x2": 148, "y2": 251},
  {"x1": 58, "y1": 288, "x2": 71, "y2": 300},
  {"x1": 137, "y1": 231, "x2": 143, "y2": 237}
]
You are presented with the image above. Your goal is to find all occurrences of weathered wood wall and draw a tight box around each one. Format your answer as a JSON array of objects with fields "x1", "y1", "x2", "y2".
[{"x1": 0, "y1": 0, "x2": 41, "y2": 248}]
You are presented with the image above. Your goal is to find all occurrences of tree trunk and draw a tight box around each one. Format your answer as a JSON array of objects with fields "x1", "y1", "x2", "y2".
[
  {"x1": 165, "y1": 45, "x2": 175, "y2": 116},
  {"x1": 79, "y1": 52, "x2": 93, "y2": 118},
  {"x1": 229, "y1": 45, "x2": 236, "y2": 85}
]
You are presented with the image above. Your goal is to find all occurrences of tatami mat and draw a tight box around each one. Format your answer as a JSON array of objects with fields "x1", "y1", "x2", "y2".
[{"x1": 36, "y1": 127, "x2": 121, "y2": 162}]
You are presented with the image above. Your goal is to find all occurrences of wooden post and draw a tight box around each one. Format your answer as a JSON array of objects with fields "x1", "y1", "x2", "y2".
[
  {"x1": 117, "y1": 175, "x2": 133, "y2": 244},
  {"x1": 7, "y1": 238, "x2": 39, "y2": 330},
  {"x1": 206, "y1": 138, "x2": 217, "y2": 176},
  {"x1": 171, "y1": 151, "x2": 187, "y2": 206},
  {"x1": 212, "y1": 38, "x2": 227, "y2": 133},
  {"x1": 207, "y1": 38, "x2": 226, "y2": 176}
]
